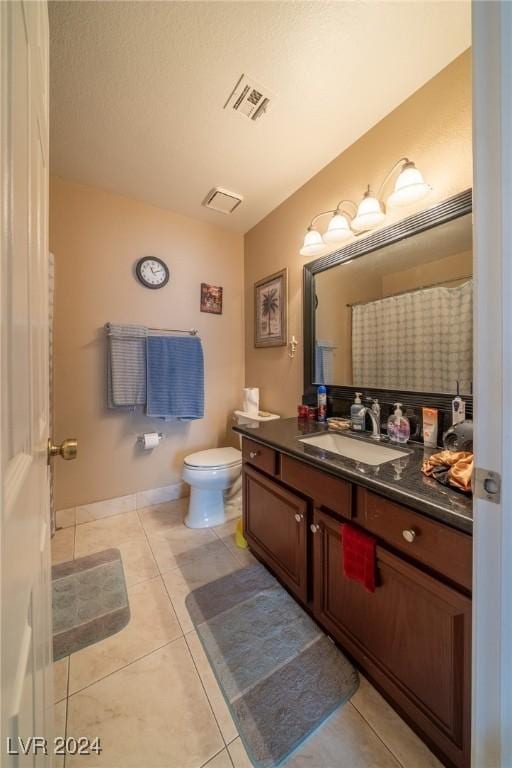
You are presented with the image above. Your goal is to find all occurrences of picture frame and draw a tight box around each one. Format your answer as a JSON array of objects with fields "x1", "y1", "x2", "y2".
[
  {"x1": 200, "y1": 283, "x2": 223, "y2": 315},
  {"x1": 254, "y1": 268, "x2": 287, "y2": 347}
]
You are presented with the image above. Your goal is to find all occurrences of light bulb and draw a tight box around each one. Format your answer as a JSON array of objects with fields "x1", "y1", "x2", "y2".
[
  {"x1": 299, "y1": 228, "x2": 325, "y2": 257},
  {"x1": 387, "y1": 161, "x2": 430, "y2": 208},
  {"x1": 351, "y1": 190, "x2": 386, "y2": 232},
  {"x1": 322, "y1": 212, "x2": 354, "y2": 244}
]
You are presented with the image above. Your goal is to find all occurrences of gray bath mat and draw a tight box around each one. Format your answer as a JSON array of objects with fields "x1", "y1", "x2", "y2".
[
  {"x1": 185, "y1": 564, "x2": 359, "y2": 768},
  {"x1": 52, "y1": 548, "x2": 130, "y2": 661}
]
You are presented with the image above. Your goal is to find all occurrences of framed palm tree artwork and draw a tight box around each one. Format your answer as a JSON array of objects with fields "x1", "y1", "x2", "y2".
[{"x1": 254, "y1": 268, "x2": 287, "y2": 347}]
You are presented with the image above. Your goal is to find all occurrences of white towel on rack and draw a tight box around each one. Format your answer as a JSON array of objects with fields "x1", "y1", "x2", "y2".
[{"x1": 106, "y1": 323, "x2": 148, "y2": 408}]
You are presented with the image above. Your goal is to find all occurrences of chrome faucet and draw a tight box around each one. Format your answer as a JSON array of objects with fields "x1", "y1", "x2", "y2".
[{"x1": 358, "y1": 405, "x2": 382, "y2": 440}]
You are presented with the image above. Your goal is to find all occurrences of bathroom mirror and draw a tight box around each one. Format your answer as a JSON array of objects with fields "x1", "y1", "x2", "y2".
[{"x1": 303, "y1": 189, "x2": 473, "y2": 403}]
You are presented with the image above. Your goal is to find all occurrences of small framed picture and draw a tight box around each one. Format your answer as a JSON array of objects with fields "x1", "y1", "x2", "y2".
[
  {"x1": 200, "y1": 283, "x2": 223, "y2": 315},
  {"x1": 254, "y1": 268, "x2": 287, "y2": 347}
]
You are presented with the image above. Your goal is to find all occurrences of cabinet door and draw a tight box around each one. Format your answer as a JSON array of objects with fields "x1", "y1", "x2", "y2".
[
  {"x1": 312, "y1": 509, "x2": 471, "y2": 768},
  {"x1": 243, "y1": 465, "x2": 308, "y2": 602}
]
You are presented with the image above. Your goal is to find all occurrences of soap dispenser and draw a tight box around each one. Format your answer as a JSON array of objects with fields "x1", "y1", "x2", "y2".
[
  {"x1": 452, "y1": 382, "x2": 466, "y2": 425},
  {"x1": 387, "y1": 403, "x2": 410, "y2": 444},
  {"x1": 350, "y1": 392, "x2": 365, "y2": 432}
]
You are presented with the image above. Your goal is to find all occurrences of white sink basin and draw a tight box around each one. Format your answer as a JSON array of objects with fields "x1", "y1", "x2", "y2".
[{"x1": 299, "y1": 432, "x2": 409, "y2": 466}]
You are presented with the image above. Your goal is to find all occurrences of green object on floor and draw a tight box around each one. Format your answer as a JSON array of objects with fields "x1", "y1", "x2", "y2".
[{"x1": 235, "y1": 518, "x2": 248, "y2": 549}]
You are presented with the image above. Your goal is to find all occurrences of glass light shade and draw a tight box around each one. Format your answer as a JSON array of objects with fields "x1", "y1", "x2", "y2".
[
  {"x1": 300, "y1": 228, "x2": 325, "y2": 257},
  {"x1": 387, "y1": 163, "x2": 430, "y2": 208},
  {"x1": 322, "y1": 213, "x2": 354, "y2": 244},
  {"x1": 351, "y1": 192, "x2": 386, "y2": 232}
]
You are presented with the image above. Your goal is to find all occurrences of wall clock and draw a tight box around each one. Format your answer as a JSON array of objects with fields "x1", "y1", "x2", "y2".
[{"x1": 135, "y1": 257, "x2": 170, "y2": 289}]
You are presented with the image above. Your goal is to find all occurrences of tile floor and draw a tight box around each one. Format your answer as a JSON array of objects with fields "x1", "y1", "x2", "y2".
[{"x1": 52, "y1": 497, "x2": 442, "y2": 768}]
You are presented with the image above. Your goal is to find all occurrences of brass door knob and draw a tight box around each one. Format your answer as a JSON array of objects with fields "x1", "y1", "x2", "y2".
[
  {"x1": 402, "y1": 529, "x2": 416, "y2": 544},
  {"x1": 48, "y1": 438, "x2": 78, "y2": 462}
]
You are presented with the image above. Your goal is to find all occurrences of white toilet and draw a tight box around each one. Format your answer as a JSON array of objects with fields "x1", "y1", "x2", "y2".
[
  {"x1": 182, "y1": 409, "x2": 279, "y2": 529},
  {"x1": 182, "y1": 447, "x2": 243, "y2": 528}
]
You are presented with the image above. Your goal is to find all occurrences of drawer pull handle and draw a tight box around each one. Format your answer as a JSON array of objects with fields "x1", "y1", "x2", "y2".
[
  {"x1": 402, "y1": 529, "x2": 416, "y2": 543},
  {"x1": 249, "y1": 451, "x2": 259, "y2": 459},
  {"x1": 294, "y1": 513, "x2": 303, "y2": 523},
  {"x1": 310, "y1": 523, "x2": 321, "y2": 534}
]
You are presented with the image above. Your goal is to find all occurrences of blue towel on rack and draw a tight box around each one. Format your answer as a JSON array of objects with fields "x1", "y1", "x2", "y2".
[{"x1": 146, "y1": 335, "x2": 204, "y2": 420}]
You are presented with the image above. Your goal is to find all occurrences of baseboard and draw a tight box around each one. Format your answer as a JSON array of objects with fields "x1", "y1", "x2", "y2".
[
  {"x1": 56, "y1": 481, "x2": 189, "y2": 527},
  {"x1": 136, "y1": 482, "x2": 188, "y2": 510}
]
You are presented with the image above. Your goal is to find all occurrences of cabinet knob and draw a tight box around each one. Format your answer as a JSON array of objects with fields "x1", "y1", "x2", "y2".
[
  {"x1": 310, "y1": 523, "x2": 321, "y2": 534},
  {"x1": 402, "y1": 529, "x2": 416, "y2": 543},
  {"x1": 249, "y1": 451, "x2": 259, "y2": 459},
  {"x1": 294, "y1": 513, "x2": 303, "y2": 523}
]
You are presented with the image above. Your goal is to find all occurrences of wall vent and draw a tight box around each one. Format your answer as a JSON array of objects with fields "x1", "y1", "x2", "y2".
[
  {"x1": 224, "y1": 74, "x2": 273, "y2": 122},
  {"x1": 202, "y1": 187, "x2": 243, "y2": 215}
]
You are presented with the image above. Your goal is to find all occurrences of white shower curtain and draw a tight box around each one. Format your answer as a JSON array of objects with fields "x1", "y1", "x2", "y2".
[{"x1": 351, "y1": 280, "x2": 473, "y2": 393}]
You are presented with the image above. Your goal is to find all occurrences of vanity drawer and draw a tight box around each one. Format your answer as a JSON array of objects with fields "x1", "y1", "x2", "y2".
[
  {"x1": 356, "y1": 488, "x2": 472, "y2": 591},
  {"x1": 242, "y1": 437, "x2": 278, "y2": 476},
  {"x1": 281, "y1": 455, "x2": 352, "y2": 519}
]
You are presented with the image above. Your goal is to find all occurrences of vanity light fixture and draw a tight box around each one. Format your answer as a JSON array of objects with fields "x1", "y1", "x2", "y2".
[
  {"x1": 351, "y1": 187, "x2": 386, "y2": 232},
  {"x1": 386, "y1": 159, "x2": 431, "y2": 208},
  {"x1": 299, "y1": 200, "x2": 355, "y2": 256},
  {"x1": 299, "y1": 227, "x2": 325, "y2": 257},
  {"x1": 322, "y1": 210, "x2": 354, "y2": 244},
  {"x1": 300, "y1": 157, "x2": 431, "y2": 255}
]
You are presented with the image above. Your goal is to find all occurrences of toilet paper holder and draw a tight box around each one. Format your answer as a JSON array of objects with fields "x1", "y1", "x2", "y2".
[{"x1": 137, "y1": 432, "x2": 164, "y2": 447}]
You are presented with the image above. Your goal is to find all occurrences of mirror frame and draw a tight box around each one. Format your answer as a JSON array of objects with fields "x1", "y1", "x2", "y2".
[{"x1": 303, "y1": 188, "x2": 473, "y2": 412}]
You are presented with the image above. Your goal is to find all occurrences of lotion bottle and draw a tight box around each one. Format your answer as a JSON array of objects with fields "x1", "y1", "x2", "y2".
[
  {"x1": 387, "y1": 403, "x2": 410, "y2": 444},
  {"x1": 317, "y1": 385, "x2": 327, "y2": 422},
  {"x1": 452, "y1": 383, "x2": 466, "y2": 425},
  {"x1": 350, "y1": 392, "x2": 364, "y2": 432}
]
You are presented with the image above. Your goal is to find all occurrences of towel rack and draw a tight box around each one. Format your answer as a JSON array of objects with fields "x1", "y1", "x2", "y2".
[
  {"x1": 104, "y1": 323, "x2": 198, "y2": 335},
  {"x1": 148, "y1": 326, "x2": 198, "y2": 335}
]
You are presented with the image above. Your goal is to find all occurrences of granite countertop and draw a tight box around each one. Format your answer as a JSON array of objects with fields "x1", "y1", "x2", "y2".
[{"x1": 233, "y1": 417, "x2": 473, "y2": 534}]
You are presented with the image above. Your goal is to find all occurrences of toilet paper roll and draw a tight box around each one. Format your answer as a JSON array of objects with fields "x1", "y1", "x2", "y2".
[
  {"x1": 243, "y1": 387, "x2": 259, "y2": 417},
  {"x1": 143, "y1": 432, "x2": 160, "y2": 450}
]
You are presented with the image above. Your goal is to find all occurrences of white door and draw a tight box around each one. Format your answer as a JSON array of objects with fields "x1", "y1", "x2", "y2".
[
  {"x1": 472, "y1": 2, "x2": 512, "y2": 766},
  {"x1": 1, "y1": 0, "x2": 53, "y2": 763}
]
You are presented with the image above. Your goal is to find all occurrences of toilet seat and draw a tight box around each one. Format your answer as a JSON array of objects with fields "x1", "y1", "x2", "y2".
[{"x1": 184, "y1": 447, "x2": 242, "y2": 471}]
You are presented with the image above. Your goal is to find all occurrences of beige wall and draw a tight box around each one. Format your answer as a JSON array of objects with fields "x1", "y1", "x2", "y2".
[
  {"x1": 381, "y1": 249, "x2": 472, "y2": 296},
  {"x1": 244, "y1": 50, "x2": 472, "y2": 416},
  {"x1": 50, "y1": 178, "x2": 244, "y2": 509}
]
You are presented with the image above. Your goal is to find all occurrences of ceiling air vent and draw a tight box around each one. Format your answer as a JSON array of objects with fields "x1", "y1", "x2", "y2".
[
  {"x1": 202, "y1": 187, "x2": 243, "y2": 215},
  {"x1": 224, "y1": 74, "x2": 274, "y2": 122}
]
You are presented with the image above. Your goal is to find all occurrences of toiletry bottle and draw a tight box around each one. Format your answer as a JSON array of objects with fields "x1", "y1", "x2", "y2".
[
  {"x1": 387, "y1": 405, "x2": 398, "y2": 442},
  {"x1": 371, "y1": 398, "x2": 380, "y2": 426},
  {"x1": 387, "y1": 403, "x2": 410, "y2": 444},
  {"x1": 397, "y1": 406, "x2": 410, "y2": 444},
  {"x1": 423, "y1": 407, "x2": 439, "y2": 447},
  {"x1": 350, "y1": 392, "x2": 364, "y2": 432},
  {"x1": 452, "y1": 383, "x2": 466, "y2": 425},
  {"x1": 317, "y1": 385, "x2": 327, "y2": 422}
]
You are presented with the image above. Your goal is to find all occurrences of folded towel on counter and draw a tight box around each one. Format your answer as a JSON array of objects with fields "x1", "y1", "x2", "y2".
[
  {"x1": 421, "y1": 450, "x2": 473, "y2": 494},
  {"x1": 146, "y1": 335, "x2": 204, "y2": 420},
  {"x1": 342, "y1": 524, "x2": 376, "y2": 593},
  {"x1": 107, "y1": 323, "x2": 148, "y2": 409}
]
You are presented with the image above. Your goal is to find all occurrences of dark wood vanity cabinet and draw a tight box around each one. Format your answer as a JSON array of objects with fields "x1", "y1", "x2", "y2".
[
  {"x1": 243, "y1": 464, "x2": 308, "y2": 603},
  {"x1": 312, "y1": 509, "x2": 471, "y2": 768},
  {"x1": 241, "y1": 439, "x2": 472, "y2": 768}
]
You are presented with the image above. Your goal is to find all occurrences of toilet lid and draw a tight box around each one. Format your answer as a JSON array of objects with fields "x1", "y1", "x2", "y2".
[{"x1": 184, "y1": 447, "x2": 242, "y2": 469}]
